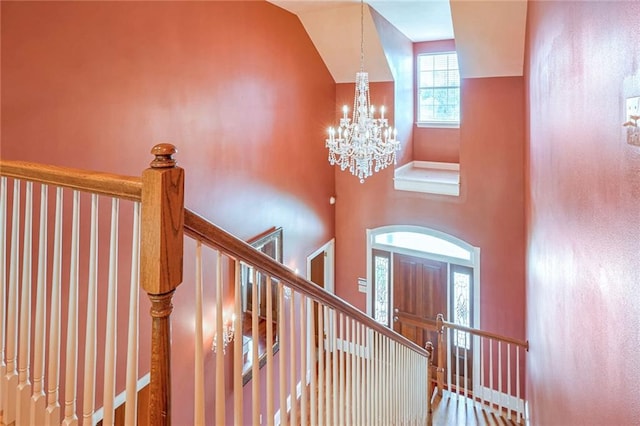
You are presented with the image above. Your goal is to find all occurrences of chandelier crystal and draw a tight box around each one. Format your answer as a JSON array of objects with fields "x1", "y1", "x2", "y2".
[{"x1": 325, "y1": 0, "x2": 400, "y2": 183}]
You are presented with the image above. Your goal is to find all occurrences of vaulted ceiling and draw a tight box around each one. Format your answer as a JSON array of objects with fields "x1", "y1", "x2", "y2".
[{"x1": 267, "y1": 0, "x2": 528, "y2": 82}]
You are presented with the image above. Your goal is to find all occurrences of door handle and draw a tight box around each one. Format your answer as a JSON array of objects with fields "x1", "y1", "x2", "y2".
[{"x1": 393, "y1": 316, "x2": 399, "y2": 322}]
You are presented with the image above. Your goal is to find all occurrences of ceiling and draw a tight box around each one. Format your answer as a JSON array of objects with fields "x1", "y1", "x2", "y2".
[{"x1": 267, "y1": 0, "x2": 528, "y2": 82}]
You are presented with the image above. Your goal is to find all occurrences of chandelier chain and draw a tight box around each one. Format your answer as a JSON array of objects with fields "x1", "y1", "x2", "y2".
[{"x1": 360, "y1": 0, "x2": 364, "y2": 72}]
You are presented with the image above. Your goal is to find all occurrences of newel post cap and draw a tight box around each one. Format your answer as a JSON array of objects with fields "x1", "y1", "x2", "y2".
[{"x1": 150, "y1": 143, "x2": 177, "y2": 168}]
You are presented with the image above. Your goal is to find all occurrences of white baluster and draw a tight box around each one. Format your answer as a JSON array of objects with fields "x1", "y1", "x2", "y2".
[
  {"x1": 446, "y1": 328, "x2": 452, "y2": 394},
  {"x1": 31, "y1": 184, "x2": 48, "y2": 425},
  {"x1": 344, "y1": 316, "x2": 351, "y2": 426},
  {"x1": 62, "y1": 190, "x2": 80, "y2": 426},
  {"x1": 278, "y1": 282, "x2": 286, "y2": 426},
  {"x1": 251, "y1": 269, "x2": 260, "y2": 426},
  {"x1": 0, "y1": 177, "x2": 6, "y2": 425},
  {"x1": 507, "y1": 343, "x2": 512, "y2": 420},
  {"x1": 215, "y1": 251, "x2": 225, "y2": 426},
  {"x1": 316, "y1": 301, "x2": 324, "y2": 425},
  {"x1": 309, "y1": 300, "x2": 317, "y2": 426},
  {"x1": 233, "y1": 261, "x2": 243, "y2": 426},
  {"x1": 4, "y1": 179, "x2": 20, "y2": 425},
  {"x1": 194, "y1": 241, "x2": 204, "y2": 425},
  {"x1": 372, "y1": 332, "x2": 377, "y2": 425},
  {"x1": 266, "y1": 277, "x2": 274, "y2": 426},
  {"x1": 125, "y1": 202, "x2": 141, "y2": 425},
  {"x1": 384, "y1": 338, "x2": 389, "y2": 425},
  {"x1": 45, "y1": 187, "x2": 63, "y2": 426},
  {"x1": 289, "y1": 291, "x2": 297, "y2": 426},
  {"x1": 354, "y1": 322, "x2": 360, "y2": 426},
  {"x1": 397, "y1": 343, "x2": 403, "y2": 423},
  {"x1": 331, "y1": 309, "x2": 337, "y2": 426},
  {"x1": 464, "y1": 342, "x2": 469, "y2": 399},
  {"x1": 367, "y1": 326, "x2": 372, "y2": 423},
  {"x1": 480, "y1": 337, "x2": 485, "y2": 409},
  {"x1": 324, "y1": 307, "x2": 330, "y2": 424},
  {"x1": 489, "y1": 338, "x2": 494, "y2": 411},
  {"x1": 299, "y1": 294, "x2": 307, "y2": 426},
  {"x1": 102, "y1": 198, "x2": 119, "y2": 426},
  {"x1": 516, "y1": 346, "x2": 521, "y2": 422},
  {"x1": 17, "y1": 181, "x2": 34, "y2": 425},
  {"x1": 498, "y1": 340, "x2": 503, "y2": 415},
  {"x1": 350, "y1": 319, "x2": 357, "y2": 426},
  {"x1": 455, "y1": 332, "x2": 460, "y2": 399},
  {"x1": 338, "y1": 313, "x2": 344, "y2": 426},
  {"x1": 82, "y1": 194, "x2": 99, "y2": 425}
]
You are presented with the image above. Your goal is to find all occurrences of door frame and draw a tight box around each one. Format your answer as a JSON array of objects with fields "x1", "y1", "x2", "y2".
[{"x1": 306, "y1": 238, "x2": 335, "y2": 294}]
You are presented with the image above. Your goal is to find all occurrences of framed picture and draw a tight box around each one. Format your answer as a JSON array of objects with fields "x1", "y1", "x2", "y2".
[{"x1": 241, "y1": 227, "x2": 282, "y2": 384}]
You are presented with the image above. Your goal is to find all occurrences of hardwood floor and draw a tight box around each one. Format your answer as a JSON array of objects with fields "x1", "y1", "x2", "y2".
[{"x1": 430, "y1": 391, "x2": 522, "y2": 426}]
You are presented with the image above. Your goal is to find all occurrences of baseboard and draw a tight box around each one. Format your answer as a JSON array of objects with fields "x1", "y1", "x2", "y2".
[
  {"x1": 477, "y1": 385, "x2": 526, "y2": 420},
  {"x1": 93, "y1": 373, "x2": 150, "y2": 423},
  {"x1": 273, "y1": 368, "x2": 310, "y2": 425}
]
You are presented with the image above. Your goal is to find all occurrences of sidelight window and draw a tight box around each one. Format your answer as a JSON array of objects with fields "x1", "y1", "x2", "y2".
[
  {"x1": 451, "y1": 266, "x2": 473, "y2": 350},
  {"x1": 372, "y1": 249, "x2": 391, "y2": 326}
]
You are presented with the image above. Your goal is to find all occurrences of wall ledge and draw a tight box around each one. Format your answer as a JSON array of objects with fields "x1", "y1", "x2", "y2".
[{"x1": 393, "y1": 161, "x2": 460, "y2": 196}]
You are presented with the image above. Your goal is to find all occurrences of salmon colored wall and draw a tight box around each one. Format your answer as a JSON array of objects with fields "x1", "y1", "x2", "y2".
[
  {"x1": 413, "y1": 40, "x2": 461, "y2": 163},
  {"x1": 1, "y1": 1, "x2": 335, "y2": 423},
  {"x1": 335, "y1": 77, "x2": 525, "y2": 343},
  {"x1": 525, "y1": 1, "x2": 640, "y2": 423}
]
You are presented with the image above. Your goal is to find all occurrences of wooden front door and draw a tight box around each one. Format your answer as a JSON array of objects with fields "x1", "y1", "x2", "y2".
[{"x1": 392, "y1": 253, "x2": 447, "y2": 349}]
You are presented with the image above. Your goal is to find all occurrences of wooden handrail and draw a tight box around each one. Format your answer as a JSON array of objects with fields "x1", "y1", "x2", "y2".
[
  {"x1": 0, "y1": 160, "x2": 142, "y2": 201},
  {"x1": 184, "y1": 208, "x2": 428, "y2": 357},
  {"x1": 396, "y1": 311, "x2": 529, "y2": 350}
]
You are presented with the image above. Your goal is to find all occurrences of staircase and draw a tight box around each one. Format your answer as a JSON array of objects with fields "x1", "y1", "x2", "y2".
[{"x1": 0, "y1": 144, "x2": 527, "y2": 425}]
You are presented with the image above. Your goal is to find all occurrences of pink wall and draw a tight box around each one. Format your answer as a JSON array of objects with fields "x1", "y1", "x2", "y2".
[
  {"x1": 413, "y1": 40, "x2": 461, "y2": 163},
  {"x1": 335, "y1": 76, "x2": 526, "y2": 341},
  {"x1": 1, "y1": 1, "x2": 335, "y2": 423},
  {"x1": 525, "y1": 1, "x2": 640, "y2": 423}
]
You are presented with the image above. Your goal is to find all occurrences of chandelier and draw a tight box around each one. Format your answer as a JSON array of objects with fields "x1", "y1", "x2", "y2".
[{"x1": 325, "y1": 0, "x2": 400, "y2": 183}]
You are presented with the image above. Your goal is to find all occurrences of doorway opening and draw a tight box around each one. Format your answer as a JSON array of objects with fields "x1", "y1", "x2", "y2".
[{"x1": 307, "y1": 239, "x2": 335, "y2": 352}]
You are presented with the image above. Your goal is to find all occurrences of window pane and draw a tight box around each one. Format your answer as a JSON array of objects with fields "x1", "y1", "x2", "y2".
[
  {"x1": 374, "y1": 255, "x2": 390, "y2": 326},
  {"x1": 417, "y1": 52, "x2": 460, "y2": 123},
  {"x1": 419, "y1": 54, "x2": 434, "y2": 71},
  {"x1": 374, "y1": 231, "x2": 472, "y2": 260},
  {"x1": 419, "y1": 70, "x2": 434, "y2": 88}
]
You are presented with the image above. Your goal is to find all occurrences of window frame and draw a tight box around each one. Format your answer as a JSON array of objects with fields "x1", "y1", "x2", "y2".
[
  {"x1": 372, "y1": 249, "x2": 392, "y2": 327},
  {"x1": 416, "y1": 51, "x2": 461, "y2": 128}
]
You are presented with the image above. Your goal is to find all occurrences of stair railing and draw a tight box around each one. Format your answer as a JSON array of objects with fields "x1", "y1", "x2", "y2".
[
  {"x1": 2, "y1": 144, "x2": 431, "y2": 425},
  {"x1": 0, "y1": 144, "x2": 182, "y2": 425},
  {"x1": 399, "y1": 311, "x2": 529, "y2": 423},
  {"x1": 183, "y1": 210, "x2": 431, "y2": 425}
]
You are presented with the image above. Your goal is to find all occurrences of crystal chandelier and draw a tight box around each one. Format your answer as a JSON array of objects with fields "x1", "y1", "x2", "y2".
[{"x1": 325, "y1": 0, "x2": 400, "y2": 183}]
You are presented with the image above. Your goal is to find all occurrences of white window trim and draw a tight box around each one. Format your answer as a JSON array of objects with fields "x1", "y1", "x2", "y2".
[
  {"x1": 417, "y1": 51, "x2": 461, "y2": 126},
  {"x1": 416, "y1": 121, "x2": 460, "y2": 129}
]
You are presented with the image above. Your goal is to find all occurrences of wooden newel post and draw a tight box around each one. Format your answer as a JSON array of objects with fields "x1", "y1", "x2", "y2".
[
  {"x1": 140, "y1": 144, "x2": 184, "y2": 426},
  {"x1": 435, "y1": 313, "x2": 445, "y2": 396},
  {"x1": 425, "y1": 341, "x2": 434, "y2": 418}
]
